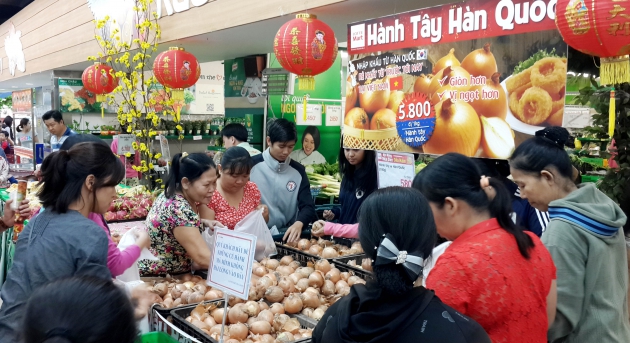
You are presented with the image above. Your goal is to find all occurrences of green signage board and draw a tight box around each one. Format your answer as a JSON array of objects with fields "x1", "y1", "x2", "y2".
[{"x1": 224, "y1": 58, "x2": 246, "y2": 97}]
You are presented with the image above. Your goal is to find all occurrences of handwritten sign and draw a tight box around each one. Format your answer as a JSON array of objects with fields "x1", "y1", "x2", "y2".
[
  {"x1": 207, "y1": 228, "x2": 257, "y2": 300},
  {"x1": 376, "y1": 151, "x2": 415, "y2": 189},
  {"x1": 325, "y1": 105, "x2": 342, "y2": 126},
  {"x1": 563, "y1": 106, "x2": 593, "y2": 129},
  {"x1": 117, "y1": 134, "x2": 135, "y2": 155},
  {"x1": 295, "y1": 104, "x2": 322, "y2": 126}
]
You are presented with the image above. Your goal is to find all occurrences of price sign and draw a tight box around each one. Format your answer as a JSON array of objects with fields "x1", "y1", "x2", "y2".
[
  {"x1": 295, "y1": 104, "x2": 323, "y2": 126},
  {"x1": 207, "y1": 228, "x2": 257, "y2": 300},
  {"x1": 376, "y1": 151, "x2": 415, "y2": 189},
  {"x1": 117, "y1": 134, "x2": 135, "y2": 155},
  {"x1": 396, "y1": 92, "x2": 436, "y2": 148},
  {"x1": 193, "y1": 135, "x2": 202, "y2": 141},
  {"x1": 325, "y1": 105, "x2": 342, "y2": 126}
]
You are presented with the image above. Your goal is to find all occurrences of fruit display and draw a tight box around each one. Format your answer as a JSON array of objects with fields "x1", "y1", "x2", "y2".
[
  {"x1": 146, "y1": 274, "x2": 224, "y2": 310},
  {"x1": 104, "y1": 185, "x2": 155, "y2": 222},
  {"x1": 282, "y1": 238, "x2": 363, "y2": 258}
]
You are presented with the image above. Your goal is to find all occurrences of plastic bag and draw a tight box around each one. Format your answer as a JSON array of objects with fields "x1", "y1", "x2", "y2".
[
  {"x1": 234, "y1": 209, "x2": 277, "y2": 260},
  {"x1": 116, "y1": 228, "x2": 159, "y2": 283}
]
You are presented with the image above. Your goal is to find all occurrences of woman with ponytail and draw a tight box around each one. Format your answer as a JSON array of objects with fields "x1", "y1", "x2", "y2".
[
  {"x1": 139, "y1": 152, "x2": 224, "y2": 276},
  {"x1": 414, "y1": 153, "x2": 556, "y2": 343},
  {"x1": 0, "y1": 142, "x2": 125, "y2": 343},
  {"x1": 313, "y1": 187, "x2": 490, "y2": 343},
  {"x1": 511, "y1": 127, "x2": 630, "y2": 343}
]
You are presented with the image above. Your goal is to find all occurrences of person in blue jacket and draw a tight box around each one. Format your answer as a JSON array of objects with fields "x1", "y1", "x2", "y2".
[
  {"x1": 250, "y1": 118, "x2": 317, "y2": 243},
  {"x1": 475, "y1": 159, "x2": 548, "y2": 236}
]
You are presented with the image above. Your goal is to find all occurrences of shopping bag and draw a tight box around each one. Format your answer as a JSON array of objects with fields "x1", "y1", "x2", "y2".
[
  {"x1": 234, "y1": 209, "x2": 277, "y2": 261},
  {"x1": 116, "y1": 228, "x2": 159, "y2": 283},
  {"x1": 202, "y1": 226, "x2": 215, "y2": 252}
]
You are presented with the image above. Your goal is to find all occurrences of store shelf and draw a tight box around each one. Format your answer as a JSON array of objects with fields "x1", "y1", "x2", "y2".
[{"x1": 89, "y1": 134, "x2": 221, "y2": 140}]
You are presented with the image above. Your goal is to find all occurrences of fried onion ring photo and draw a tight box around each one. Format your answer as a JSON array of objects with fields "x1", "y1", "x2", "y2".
[
  {"x1": 531, "y1": 57, "x2": 567, "y2": 95},
  {"x1": 508, "y1": 82, "x2": 531, "y2": 115},
  {"x1": 506, "y1": 68, "x2": 531, "y2": 93},
  {"x1": 546, "y1": 108, "x2": 564, "y2": 126},
  {"x1": 517, "y1": 87, "x2": 553, "y2": 125}
]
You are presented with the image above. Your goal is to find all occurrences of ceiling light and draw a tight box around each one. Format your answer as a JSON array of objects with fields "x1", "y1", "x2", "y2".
[{"x1": 26, "y1": 83, "x2": 33, "y2": 86}]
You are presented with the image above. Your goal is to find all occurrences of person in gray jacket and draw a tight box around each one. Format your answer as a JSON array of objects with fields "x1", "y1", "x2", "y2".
[
  {"x1": 251, "y1": 118, "x2": 317, "y2": 243},
  {"x1": 0, "y1": 141, "x2": 125, "y2": 343}
]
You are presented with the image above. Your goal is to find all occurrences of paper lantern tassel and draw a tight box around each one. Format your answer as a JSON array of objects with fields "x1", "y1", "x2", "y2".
[
  {"x1": 601, "y1": 57, "x2": 630, "y2": 86},
  {"x1": 298, "y1": 76, "x2": 315, "y2": 91},
  {"x1": 609, "y1": 88, "x2": 616, "y2": 138}
]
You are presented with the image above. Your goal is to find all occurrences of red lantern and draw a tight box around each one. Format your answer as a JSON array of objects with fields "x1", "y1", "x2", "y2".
[
  {"x1": 274, "y1": 13, "x2": 338, "y2": 90},
  {"x1": 555, "y1": 0, "x2": 630, "y2": 136},
  {"x1": 82, "y1": 62, "x2": 118, "y2": 117},
  {"x1": 153, "y1": 47, "x2": 200, "y2": 120}
]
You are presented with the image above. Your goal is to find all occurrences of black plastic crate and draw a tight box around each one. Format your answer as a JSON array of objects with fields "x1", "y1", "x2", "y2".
[
  {"x1": 274, "y1": 243, "x2": 320, "y2": 265},
  {"x1": 333, "y1": 255, "x2": 375, "y2": 281},
  {"x1": 170, "y1": 299, "x2": 315, "y2": 343}
]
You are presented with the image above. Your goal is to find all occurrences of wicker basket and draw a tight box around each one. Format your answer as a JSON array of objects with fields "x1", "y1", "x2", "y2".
[{"x1": 343, "y1": 125, "x2": 401, "y2": 150}]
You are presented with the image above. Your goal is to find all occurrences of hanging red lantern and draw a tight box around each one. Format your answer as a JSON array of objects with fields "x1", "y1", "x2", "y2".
[
  {"x1": 82, "y1": 62, "x2": 118, "y2": 117},
  {"x1": 274, "y1": 13, "x2": 338, "y2": 90},
  {"x1": 153, "y1": 47, "x2": 201, "y2": 120},
  {"x1": 556, "y1": 0, "x2": 630, "y2": 136}
]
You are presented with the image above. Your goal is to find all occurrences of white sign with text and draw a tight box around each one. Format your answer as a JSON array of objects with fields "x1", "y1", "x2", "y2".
[
  {"x1": 325, "y1": 105, "x2": 342, "y2": 126},
  {"x1": 295, "y1": 104, "x2": 323, "y2": 126},
  {"x1": 207, "y1": 228, "x2": 257, "y2": 300},
  {"x1": 117, "y1": 134, "x2": 135, "y2": 155},
  {"x1": 376, "y1": 151, "x2": 415, "y2": 189}
]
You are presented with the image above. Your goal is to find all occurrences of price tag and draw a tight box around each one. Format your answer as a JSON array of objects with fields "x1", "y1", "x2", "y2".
[
  {"x1": 376, "y1": 151, "x2": 415, "y2": 189},
  {"x1": 396, "y1": 92, "x2": 436, "y2": 148},
  {"x1": 207, "y1": 228, "x2": 257, "y2": 300},
  {"x1": 295, "y1": 104, "x2": 323, "y2": 126},
  {"x1": 117, "y1": 134, "x2": 135, "y2": 155},
  {"x1": 325, "y1": 105, "x2": 342, "y2": 126},
  {"x1": 193, "y1": 135, "x2": 202, "y2": 141}
]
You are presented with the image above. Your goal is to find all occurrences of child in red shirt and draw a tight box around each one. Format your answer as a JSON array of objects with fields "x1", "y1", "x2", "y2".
[{"x1": 0, "y1": 131, "x2": 14, "y2": 164}]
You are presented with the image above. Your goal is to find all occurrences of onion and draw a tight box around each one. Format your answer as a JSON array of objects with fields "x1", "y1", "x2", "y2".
[
  {"x1": 225, "y1": 339, "x2": 240, "y2": 343},
  {"x1": 273, "y1": 314, "x2": 290, "y2": 332},
  {"x1": 318, "y1": 238, "x2": 333, "y2": 247},
  {"x1": 257, "y1": 309, "x2": 274, "y2": 325},
  {"x1": 182, "y1": 274, "x2": 193, "y2": 282},
  {"x1": 170, "y1": 287, "x2": 183, "y2": 299},
  {"x1": 469, "y1": 72, "x2": 507, "y2": 119},
  {"x1": 211, "y1": 307, "x2": 226, "y2": 323},
  {"x1": 244, "y1": 300, "x2": 260, "y2": 317},
  {"x1": 317, "y1": 304, "x2": 329, "y2": 312},
  {"x1": 191, "y1": 319, "x2": 209, "y2": 330},
  {"x1": 172, "y1": 298, "x2": 182, "y2": 307},
  {"x1": 361, "y1": 258, "x2": 373, "y2": 272},
  {"x1": 264, "y1": 286, "x2": 285, "y2": 303},
  {"x1": 161, "y1": 298, "x2": 173, "y2": 309},
  {"x1": 276, "y1": 332, "x2": 295, "y2": 343},
  {"x1": 270, "y1": 303, "x2": 285, "y2": 315},
  {"x1": 214, "y1": 289, "x2": 224, "y2": 298},
  {"x1": 229, "y1": 323, "x2": 248, "y2": 340},
  {"x1": 258, "y1": 301, "x2": 269, "y2": 311},
  {"x1": 347, "y1": 276, "x2": 363, "y2": 287},
  {"x1": 193, "y1": 284, "x2": 207, "y2": 294},
  {"x1": 280, "y1": 255, "x2": 294, "y2": 266},
  {"x1": 180, "y1": 290, "x2": 192, "y2": 304},
  {"x1": 188, "y1": 292, "x2": 204, "y2": 305},
  {"x1": 370, "y1": 108, "x2": 397, "y2": 130},
  {"x1": 335, "y1": 280, "x2": 350, "y2": 295},
  {"x1": 461, "y1": 43, "x2": 498, "y2": 79},
  {"x1": 209, "y1": 324, "x2": 225, "y2": 336},
  {"x1": 205, "y1": 290, "x2": 220, "y2": 301},
  {"x1": 321, "y1": 247, "x2": 339, "y2": 259},
  {"x1": 346, "y1": 77, "x2": 359, "y2": 115},
  {"x1": 183, "y1": 281, "x2": 196, "y2": 289},
  {"x1": 295, "y1": 278, "x2": 310, "y2": 292},
  {"x1": 433, "y1": 48, "x2": 461, "y2": 74},
  {"x1": 325, "y1": 268, "x2": 341, "y2": 283},
  {"x1": 428, "y1": 65, "x2": 472, "y2": 96},
  {"x1": 302, "y1": 308, "x2": 314, "y2": 317},
  {"x1": 283, "y1": 293, "x2": 303, "y2": 314},
  {"x1": 246, "y1": 316, "x2": 258, "y2": 326},
  {"x1": 276, "y1": 266, "x2": 294, "y2": 276},
  {"x1": 321, "y1": 280, "x2": 336, "y2": 296},
  {"x1": 387, "y1": 91, "x2": 406, "y2": 113},
  {"x1": 250, "y1": 320, "x2": 272, "y2": 335},
  {"x1": 297, "y1": 238, "x2": 311, "y2": 251},
  {"x1": 257, "y1": 276, "x2": 274, "y2": 289},
  {"x1": 228, "y1": 304, "x2": 248, "y2": 324},
  {"x1": 283, "y1": 318, "x2": 302, "y2": 334},
  {"x1": 300, "y1": 329, "x2": 313, "y2": 338},
  {"x1": 288, "y1": 260, "x2": 301, "y2": 270},
  {"x1": 312, "y1": 308, "x2": 326, "y2": 321},
  {"x1": 191, "y1": 304, "x2": 206, "y2": 321},
  {"x1": 359, "y1": 77, "x2": 391, "y2": 115},
  {"x1": 301, "y1": 291, "x2": 321, "y2": 308},
  {"x1": 308, "y1": 271, "x2": 325, "y2": 288},
  {"x1": 351, "y1": 241, "x2": 363, "y2": 253},
  {"x1": 248, "y1": 285, "x2": 262, "y2": 301},
  {"x1": 253, "y1": 265, "x2": 267, "y2": 277},
  {"x1": 414, "y1": 74, "x2": 433, "y2": 94},
  {"x1": 265, "y1": 259, "x2": 280, "y2": 270},
  {"x1": 340, "y1": 272, "x2": 350, "y2": 281},
  {"x1": 297, "y1": 267, "x2": 314, "y2": 279},
  {"x1": 204, "y1": 317, "x2": 216, "y2": 327},
  {"x1": 308, "y1": 245, "x2": 323, "y2": 256},
  {"x1": 259, "y1": 334, "x2": 275, "y2": 343},
  {"x1": 278, "y1": 277, "x2": 295, "y2": 296},
  {"x1": 263, "y1": 273, "x2": 278, "y2": 284},
  {"x1": 304, "y1": 287, "x2": 319, "y2": 295},
  {"x1": 314, "y1": 259, "x2": 331, "y2": 274},
  {"x1": 228, "y1": 295, "x2": 244, "y2": 307},
  {"x1": 422, "y1": 98, "x2": 482, "y2": 157},
  {"x1": 153, "y1": 283, "x2": 168, "y2": 297},
  {"x1": 288, "y1": 272, "x2": 302, "y2": 285}
]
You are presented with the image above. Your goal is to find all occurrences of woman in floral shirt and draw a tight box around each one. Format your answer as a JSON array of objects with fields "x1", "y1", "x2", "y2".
[
  {"x1": 208, "y1": 146, "x2": 268, "y2": 230},
  {"x1": 139, "y1": 152, "x2": 224, "y2": 276}
]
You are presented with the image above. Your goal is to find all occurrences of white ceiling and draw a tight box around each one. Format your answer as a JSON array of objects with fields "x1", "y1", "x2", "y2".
[{"x1": 0, "y1": 0, "x2": 451, "y2": 91}]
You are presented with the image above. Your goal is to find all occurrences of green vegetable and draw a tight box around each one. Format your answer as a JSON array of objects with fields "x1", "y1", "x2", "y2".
[{"x1": 513, "y1": 48, "x2": 564, "y2": 74}]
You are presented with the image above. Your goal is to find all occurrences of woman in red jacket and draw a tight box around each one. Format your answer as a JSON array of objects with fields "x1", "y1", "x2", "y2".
[{"x1": 413, "y1": 153, "x2": 557, "y2": 343}]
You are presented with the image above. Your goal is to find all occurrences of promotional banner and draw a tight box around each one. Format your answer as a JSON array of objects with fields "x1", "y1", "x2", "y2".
[
  {"x1": 58, "y1": 79, "x2": 108, "y2": 114},
  {"x1": 345, "y1": 0, "x2": 568, "y2": 158},
  {"x1": 11, "y1": 89, "x2": 32, "y2": 112}
]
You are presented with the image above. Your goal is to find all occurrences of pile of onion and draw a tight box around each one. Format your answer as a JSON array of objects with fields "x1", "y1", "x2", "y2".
[
  {"x1": 152, "y1": 274, "x2": 223, "y2": 310},
  {"x1": 290, "y1": 239, "x2": 363, "y2": 258}
]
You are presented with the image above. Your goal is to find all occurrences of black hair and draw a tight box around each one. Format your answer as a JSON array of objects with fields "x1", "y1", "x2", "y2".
[
  {"x1": 358, "y1": 187, "x2": 436, "y2": 294},
  {"x1": 221, "y1": 146, "x2": 253, "y2": 176},
  {"x1": 59, "y1": 134, "x2": 106, "y2": 151},
  {"x1": 413, "y1": 153, "x2": 534, "y2": 259},
  {"x1": 165, "y1": 152, "x2": 216, "y2": 198},
  {"x1": 221, "y1": 123, "x2": 248, "y2": 143},
  {"x1": 0, "y1": 131, "x2": 7, "y2": 137},
  {"x1": 338, "y1": 146, "x2": 377, "y2": 193},
  {"x1": 21, "y1": 276, "x2": 137, "y2": 343},
  {"x1": 42, "y1": 110, "x2": 64, "y2": 124},
  {"x1": 510, "y1": 126, "x2": 573, "y2": 180},
  {"x1": 38, "y1": 142, "x2": 125, "y2": 213},
  {"x1": 267, "y1": 118, "x2": 297, "y2": 144},
  {"x1": 3, "y1": 115, "x2": 13, "y2": 127},
  {"x1": 16, "y1": 118, "x2": 29, "y2": 133},
  {"x1": 474, "y1": 158, "x2": 511, "y2": 180},
  {"x1": 302, "y1": 126, "x2": 321, "y2": 150}
]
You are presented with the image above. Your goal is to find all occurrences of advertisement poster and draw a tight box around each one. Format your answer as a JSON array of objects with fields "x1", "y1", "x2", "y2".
[
  {"x1": 376, "y1": 151, "x2": 416, "y2": 188},
  {"x1": 224, "y1": 58, "x2": 246, "y2": 98},
  {"x1": 58, "y1": 79, "x2": 110, "y2": 114},
  {"x1": 345, "y1": 0, "x2": 567, "y2": 158},
  {"x1": 11, "y1": 89, "x2": 32, "y2": 112}
]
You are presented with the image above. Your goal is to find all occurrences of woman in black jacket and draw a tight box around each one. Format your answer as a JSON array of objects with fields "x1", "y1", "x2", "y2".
[{"x1": 312, "y1": 187, "x2": 490, "y2": 343}]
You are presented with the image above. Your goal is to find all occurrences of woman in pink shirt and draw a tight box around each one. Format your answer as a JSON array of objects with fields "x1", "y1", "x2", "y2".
[{"x1": 312, "y1": 220, "x2": 358, "y2": 238}]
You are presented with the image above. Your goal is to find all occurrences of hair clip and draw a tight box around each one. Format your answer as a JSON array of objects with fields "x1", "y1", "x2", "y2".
[{"x1": 180, "y1": 152, "x2": 189, "y2": 162}]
